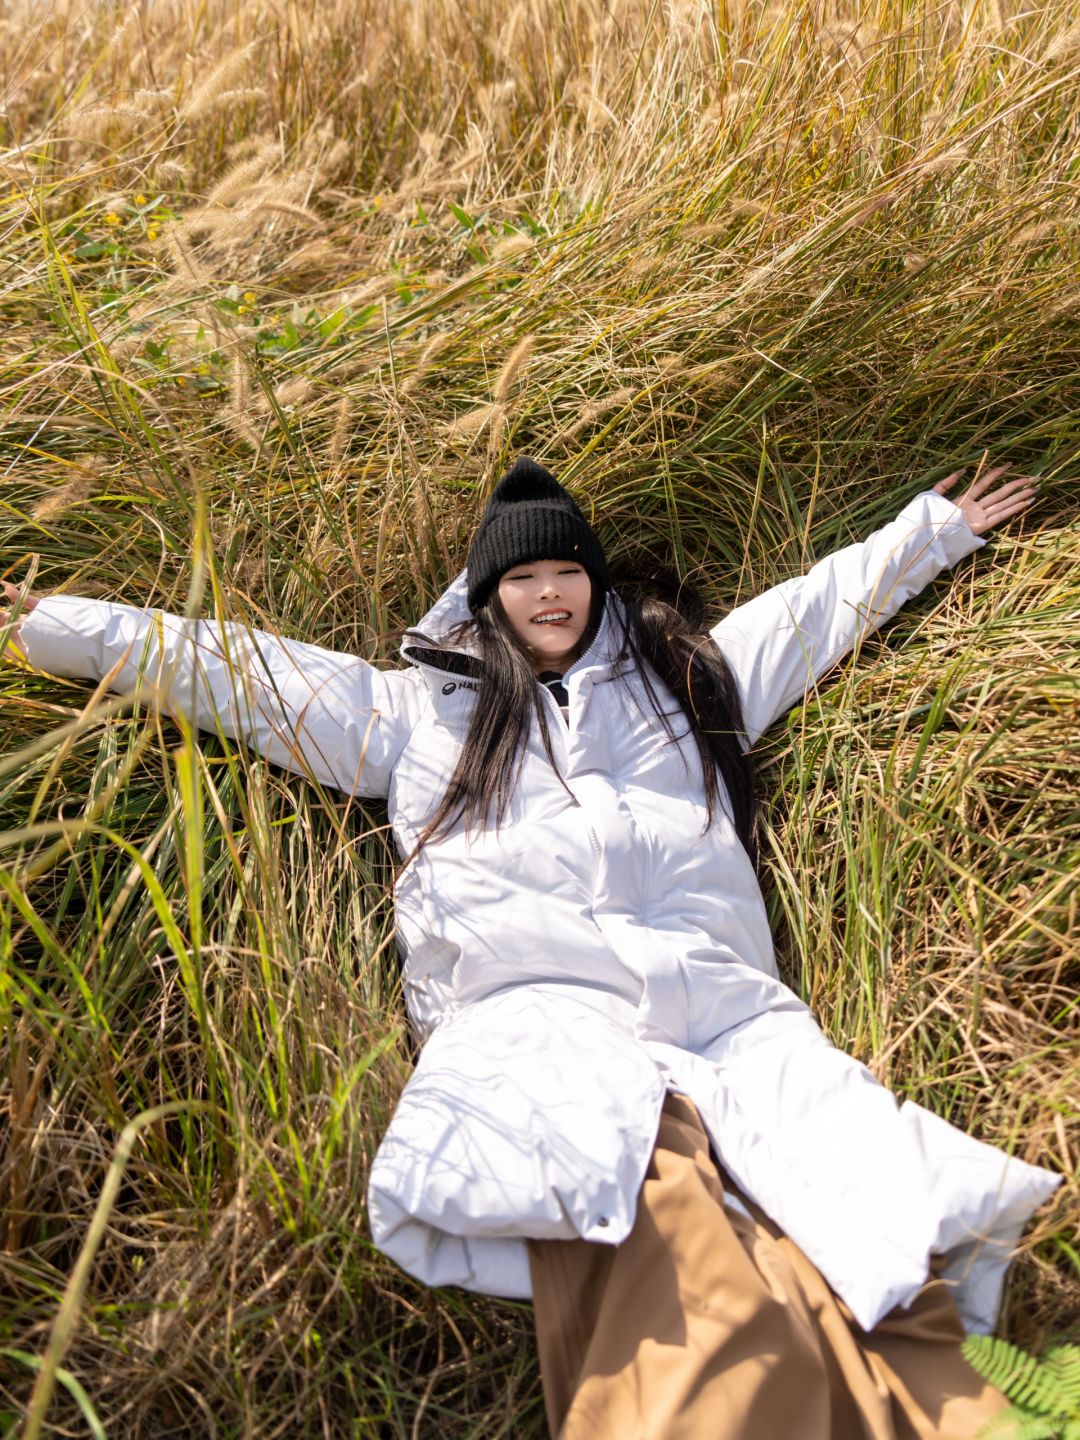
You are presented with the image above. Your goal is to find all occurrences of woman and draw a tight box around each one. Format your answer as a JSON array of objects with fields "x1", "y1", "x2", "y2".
[{"x1": 2, "y1": 457, "x2": 1061, "y2": 1438}]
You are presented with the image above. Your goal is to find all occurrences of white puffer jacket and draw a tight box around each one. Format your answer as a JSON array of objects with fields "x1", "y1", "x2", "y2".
[{"x1": 17, "y1": 490, "x2": 1060, "y2": 1333}]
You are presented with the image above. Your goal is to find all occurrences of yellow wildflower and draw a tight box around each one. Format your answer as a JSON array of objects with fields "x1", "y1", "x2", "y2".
[
  {"x1": 243, "y1": 291, "x2": 256, "y2": 304},
  {"x1": 238, "y1": 305, "x2": 249, "y2": 315},
  {"x1": 105, "y1": 212, "x2": 121, "y2": 227},
  {"x1": 147, "y1": 226, "x2": 160, "y2": 241},
  {"x1": 175, "y1": 375, "x2": 187, "y2": 387},
  {"x1": 135, "y1": 193, "x2": 148, "y2": 206}
]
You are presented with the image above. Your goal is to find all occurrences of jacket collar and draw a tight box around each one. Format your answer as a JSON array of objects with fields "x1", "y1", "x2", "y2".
[{"x1": 400, "y1": 570, "x2": 623, "y2": 691}]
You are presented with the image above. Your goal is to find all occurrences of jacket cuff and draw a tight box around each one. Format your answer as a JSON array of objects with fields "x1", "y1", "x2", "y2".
[
  {"x1": 17, "y1": 594, "x2": 142, "y2": 681},
  {"x1": 905, "y1": 489, "x2": 987, "y2": 565}
]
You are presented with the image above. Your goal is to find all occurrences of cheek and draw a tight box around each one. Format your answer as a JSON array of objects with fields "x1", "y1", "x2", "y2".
[
  {"x1": 497, "y1": 588, "x2": 532, "y2": 640},
  {"x1": 571, "y1": 580, "x2": 593, "y2": 625}
]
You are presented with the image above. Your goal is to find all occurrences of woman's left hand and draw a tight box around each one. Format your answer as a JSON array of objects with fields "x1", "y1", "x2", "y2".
[{"x1": 933, "y1": 463, "x2": 1038, "y2": 535}]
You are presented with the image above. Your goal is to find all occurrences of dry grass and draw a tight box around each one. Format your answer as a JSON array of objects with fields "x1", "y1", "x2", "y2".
[{"x1": 0, "y1": 0, "x2": 1077, "y2": 1433}]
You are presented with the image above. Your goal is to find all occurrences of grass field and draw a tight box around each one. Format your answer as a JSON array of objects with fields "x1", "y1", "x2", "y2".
[{"x1": 1, "y1": 0, "x2": 1078, "y2": 1434}]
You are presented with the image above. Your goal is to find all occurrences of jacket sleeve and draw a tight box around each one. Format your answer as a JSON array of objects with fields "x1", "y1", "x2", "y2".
[
  {"x1": 16, "y1": 595, "x2": 416, "y2": 799},
  {"x1": 710, "y1": 490, "x2": 986, "y2": 746}
]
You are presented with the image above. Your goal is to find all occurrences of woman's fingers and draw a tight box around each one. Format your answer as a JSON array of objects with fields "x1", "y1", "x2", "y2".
[
  {"x1": 986, "y1": 495, "x2": 1037, "y2": 523},
  {"x1": 1, "y1": 609, "x2": 25, "y2": 657},
  {"x1": 1, "y1": 585, "x2": 40, "y2": 656},
  {"x1": 935, "y1": 467, "x2": 1040, "y2": 504},
  {"x1": 935, "y1": 464, "x2": 1040, "y2": 534},
  {"x1": 934, "y1": 462, "x2": 1039, "y2": 535},
  {"x1": 974, "y1": 482, "x2": 1038, "y2": 527},
  {"x1": 981, "y1": 475, "x2": 1037, "y2": 502},
  {"x1": 985, "y1": 477, "x2": 1038, "y2": 505},
  {"x1": 966, "y1": 462, "x2": 1012, "y2": 500},
  {"x1": 2, "y1": 581, "x2": 40, "y2": 610},
  {"x1": 989, "y1": 486, "x2": 1038, "y2": 512}
]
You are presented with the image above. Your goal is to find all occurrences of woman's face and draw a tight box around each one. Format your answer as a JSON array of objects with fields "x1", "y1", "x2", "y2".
[{"x1": 496, "y1": 559, "x2": 593, "y2": 672}]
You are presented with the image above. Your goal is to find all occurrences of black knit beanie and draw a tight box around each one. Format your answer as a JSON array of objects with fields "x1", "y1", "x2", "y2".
[{"x1": 466, "y1": 458, "x2": 610, "y2": 612}]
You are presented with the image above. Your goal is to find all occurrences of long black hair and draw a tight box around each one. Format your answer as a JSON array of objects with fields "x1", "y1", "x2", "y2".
[{"x1": 411, "y1": 569, "x2": 759, "y2": 861}]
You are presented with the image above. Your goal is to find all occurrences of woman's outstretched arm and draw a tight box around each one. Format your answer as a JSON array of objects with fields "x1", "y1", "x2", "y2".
[
  {"x1": 1, "y1": 584, "x2": 417, "y2": 800},
  {"x1": 709, "y1": 464, "x2": 1038, "y2": 747}
]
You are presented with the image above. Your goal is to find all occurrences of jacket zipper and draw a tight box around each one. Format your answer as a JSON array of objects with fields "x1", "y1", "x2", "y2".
[
  {"x1": 569, "y1": 793, "x2": 602, "y2": 860},
  {"x1": 538, "y1": 683, "x2": 602, "y2": 860}
]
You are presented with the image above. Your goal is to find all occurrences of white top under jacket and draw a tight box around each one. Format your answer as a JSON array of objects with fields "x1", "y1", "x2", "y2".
[{"x1": 17, "y1": 490, "x2": 1061, "y2": 1333}]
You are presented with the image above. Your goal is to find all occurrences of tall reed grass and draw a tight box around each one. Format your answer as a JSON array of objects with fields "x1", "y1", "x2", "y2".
[{"x1": 1, "y1": 0, "x2": 1077, "y2": 1433}]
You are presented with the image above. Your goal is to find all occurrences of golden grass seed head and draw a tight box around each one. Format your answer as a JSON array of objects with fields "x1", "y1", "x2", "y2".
[
  {"x1": 274, "y1": 376, "x2": 316, "y2": 409},
  {"x1": 445, "y1": 403, "x2": 496, "y2": 439},
  {"x1": 179, "y1": 42, "x2": 259, "y2": 122},
  {"x1": 127, "y1": 88, "x2": 172, "y2": 111},
  {"x1": 278, "y1": 238, "x2": 339, "y2": 278},
  {"x1": 31, "y1": 457, "x2": 104, "y2": 520},
  {"x1": 1007, "y1": 220, "x2": 1068, "y2": 249},
  {"x1": 205, "y1": 145, "x2": 281, "y2": 208},
  {"x1": 398, "y1": 332, "x2": 454, "y2": 397},
  {"x1": 315, "y1": 137, "x2": 352, "y2": 183},
  {"x1": 329, "y1": 395, "x2": 354, "y2": 465},
  {"x1": 163, "y1": 225, "x2": 211, "y2": 289},
  {"x1": 153, "y1": 159, "x2": 188, "y2": 190},
  {"x1": 727, "y1": 196, "x2": 768, "y2": 219},
  {"x1": 563, "y1": 385, "x2": 636, "y2": 439},
  {"x1": 916, "y1": 145, "x2": 972, "y2": 179},
  {"x1": 229, "y1": 353, "x2": 250, "y2": 416},
  {"x1": 1041, "y1": 17, "x2": 1080, "y2": 64},
  {"x1": 491, "y1": 334, "x2": 535, "y2": 402},
  {"x1": 66, "y1": 104, "x2": 156, "y2": 141},
  {"x1": 417, "y1": 130, "x2": 446, "y2": 161},
  {"x1": 477, "y1": 79, "x2": 517, "y2": 120},
  {"x1": 486, "y1": 402, "x2": 508, "y2": 464},
  {"x1": 212, "y1": 88, "x2": 263, "y2": 109},
  {"x1": 491, "y1": 233, "x2": 534, "y2": 259},
  {"x1": 247, "y1": 199, "x2": 320, "y2": 228}
]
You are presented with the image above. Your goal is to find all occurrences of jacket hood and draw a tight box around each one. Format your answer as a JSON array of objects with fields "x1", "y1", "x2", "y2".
[{"x1": 399, "y1": 571, "x2": 479, "y2": 682}]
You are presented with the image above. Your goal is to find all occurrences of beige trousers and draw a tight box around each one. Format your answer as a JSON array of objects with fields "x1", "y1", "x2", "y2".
[{"x1": 528, "y1": 1094, "x2": 1008, "y2": 1440}]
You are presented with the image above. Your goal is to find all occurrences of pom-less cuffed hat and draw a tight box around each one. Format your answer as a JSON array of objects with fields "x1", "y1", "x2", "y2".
[{"x1": 466, "y1": 458, "x2": 609, "y2": 611}]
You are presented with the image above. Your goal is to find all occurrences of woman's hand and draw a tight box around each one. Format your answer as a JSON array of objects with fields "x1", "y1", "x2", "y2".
[
  {"x1": 1, "y1": 581, "x2": 42, "y2": 659},
  {"x1": 933, "y1": 463, "x2": 1038, "y2": 536}
]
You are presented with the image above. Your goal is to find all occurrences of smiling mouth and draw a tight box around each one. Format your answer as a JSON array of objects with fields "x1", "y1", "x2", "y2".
[{"x1": 531, "y1": 610, "x2": 572, "y2": 625}]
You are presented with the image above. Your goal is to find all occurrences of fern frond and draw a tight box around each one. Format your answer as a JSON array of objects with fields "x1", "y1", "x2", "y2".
[
  {"x1": 1044, "y1": 1348, "x2": 1080, "y2": 1413},
  {"x1": 1009, "y1": 1416, "x2": 1067, "y2": 1440},
  {"x1": 978, "y1": 1405, "x2": 1072, "y2": 1440},
  {"x1": 966, "y1": 1336, "x2": 1080, "y2": 1435},
  {"x1": 966, "y1": 1338, "x2": 1054, "y2": 1414},
  {"x1": 977, "y1": 1405, "x2": 1028, "y2": 1438}
]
